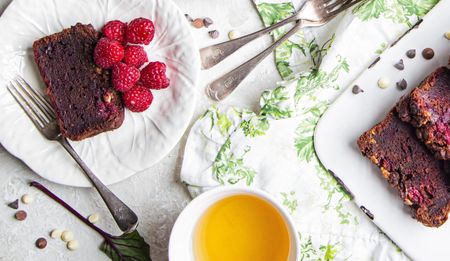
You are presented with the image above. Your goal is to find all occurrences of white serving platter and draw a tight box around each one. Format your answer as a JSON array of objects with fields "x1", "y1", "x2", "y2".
[
  {"x1": 0, "y1": 0, "x2": 200, "y2": 187},
  {"x1": 314, "y1": 0, "x2": 450, "y2": 260}
]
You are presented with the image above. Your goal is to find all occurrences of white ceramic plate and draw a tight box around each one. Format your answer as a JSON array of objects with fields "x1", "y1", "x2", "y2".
[
  {"x1": 0, "y1": 0, "x2": 200, "y2": 187},
  {"x1": 315, "y1": 1, "x2": 450, "y2": 260}
]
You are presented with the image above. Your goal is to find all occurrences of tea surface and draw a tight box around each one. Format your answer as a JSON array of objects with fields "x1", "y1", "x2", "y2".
[{"x1": 193, "y1": 194, "x2": 290, "y2": 261}]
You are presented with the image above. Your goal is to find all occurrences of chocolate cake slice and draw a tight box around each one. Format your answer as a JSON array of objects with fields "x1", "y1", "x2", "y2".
[
  {"x1": 358, "y1": 112, "x2": 450, "y2": 227},
  {"x1": 397, "y1": 67, "x2": 450, "y2": 160},
  {"x1": 33, "y1": 23, "x2": 124, "y2": 141}
]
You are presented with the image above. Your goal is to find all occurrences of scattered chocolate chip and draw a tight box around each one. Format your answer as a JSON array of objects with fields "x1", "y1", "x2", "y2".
[
  {"x1": 35, "y1": 238, "x2": 47, "y2": 249},
  {"x1": 67, "y1": 240, "x2": 79, "y2": 251},
  {"x1": 396, "y1": 79, "x2": 407, "y2": 90},
  {"x1": 394, "y1": 59, "x2": 404, "y2": 70},
  {"x1": 50, "y1": 229, "x2": 62, "y2": 239},
  {"x1": 61, "y1": 230, "x2": 74, "y2": 242},
  {"x1": 184, "y1": 14, "x2": 193, "y2": 22},
  {"x1": 7, "y1": 199, "x2": 19, "y2": 209},
  {"x1": 14, "y1": 210, "x2": 27, "y2": 221},
  {"x1": 422, "y1": 48, "x2": 434, "y2": 60},
  {"x1": 228, "y1": 30, "x2": 240, "y2": 40},
  {"x1": 352, "y1": 85, "x2": 364, "y2": 94},
  {"x1": 88, "y1": 213, "x2": 100, "y2": 223},
  {"x1": 406, "y1": 49, "x2": 416, "y2": 59},
  {"x1": 192, "y1": 18, "x2": 204, "y2": 28},
  {"x1": 208, "y1": 30, "x2": 219, "y2": 39},
  {"x1": 203, "y1": 17, "x2": 213, "y2": 28},
  {"x1": 21, "y1": 194, "x2": 33, "y2": 204},
  {"x1": 377, "y1": 77, "x2": 390, "y2": 89},
  {"x1": 445, "y1": 31, "x2": 450, "y2": 40}
]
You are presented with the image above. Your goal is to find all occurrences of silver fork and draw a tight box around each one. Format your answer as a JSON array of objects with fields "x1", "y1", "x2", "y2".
[
  {"x1": 7, "y1": 76, "x2": 138, "y2": 233},
  {"x1": 200, "y1": 1, "x2": 306, "y2": 70},
  {"x1": 206, "y1": 0, "x2": 362, "y2": 101}
]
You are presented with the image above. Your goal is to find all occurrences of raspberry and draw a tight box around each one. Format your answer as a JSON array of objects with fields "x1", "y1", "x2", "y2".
[
  {"x1": 123, "y1": 85, "x2": 153, "y2": 112},
  {"x1": 102, "y1": 20, "x2": 127, "y2": 44},
  {"x1": 112, "y1": 63, "x2": 140, "y2": 92},
  {"x1": 123, "y1": 45, "x2": 148, "y2": 68},
  {"x1": 94, "y1": 37, "x2": 124, "y2": 69},
  {"x1": 126, "y1": 18, "x2": 155, "y2": 45},
  {"x1": 407, "y1": 187, "x2": 424, "y2": 205},
  {"x1": 140, "y1": 62, "x2": 170, "y2": 90}
]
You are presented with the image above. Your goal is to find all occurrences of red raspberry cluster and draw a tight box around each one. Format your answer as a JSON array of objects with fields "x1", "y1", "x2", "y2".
[{"x1": 93, "y1": 17, "x2": 170, "y2": 112}]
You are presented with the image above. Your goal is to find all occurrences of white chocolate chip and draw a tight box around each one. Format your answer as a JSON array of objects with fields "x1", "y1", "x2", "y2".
[
  {"x1": 67, "y1": 240, "x2": 79, "y2": 251},
  {"x1": 445, "y1": 31, "x2": 450, "y2": 40},
  {"x1": 377, "y1": 77, "x2": 390, "y2": 89},
  {"x1": 61, "y1": 230, "x2": 74, "y2": 242},
  {"x1": 88, "y1": 213, "x2": 100, "y2": 224},
  {"x1": 228, "y1": 30, "x2": 240, "y2": 40},
  {"x1": 21, "y1": 194, "x2": 33, "y2": 204},
  {"x1": 50, "y1": 229, "x2": 63, "y2": 239}
]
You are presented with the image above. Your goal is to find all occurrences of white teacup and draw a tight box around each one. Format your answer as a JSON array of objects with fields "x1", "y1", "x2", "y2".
[{"x1": 169, "y1": 186, "x2": 300, "y2": 261}]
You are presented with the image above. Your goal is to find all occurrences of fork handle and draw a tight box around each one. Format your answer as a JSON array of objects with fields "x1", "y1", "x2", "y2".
[
  {"x1": 200, "y1": 14, "x2": 298, "y2": 70},
  {"x1": 207, "y1": 21, "x2": 302, "y2": 101},
  {"x1": 59, "y1": 137, "x2": 138, "y2": 233}
]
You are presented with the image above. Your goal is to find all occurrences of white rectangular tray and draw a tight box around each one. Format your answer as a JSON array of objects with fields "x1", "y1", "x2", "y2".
[{"x1": 314, "y1": 1, "x2": 450, "y2": 260}]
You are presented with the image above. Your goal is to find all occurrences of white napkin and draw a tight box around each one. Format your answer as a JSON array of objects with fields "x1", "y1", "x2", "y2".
[{"x1": 181, "y1": 0, "x2": 438, "y2": 259}]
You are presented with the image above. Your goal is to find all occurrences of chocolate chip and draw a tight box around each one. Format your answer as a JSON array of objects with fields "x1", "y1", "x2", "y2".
[
  {"x1": 377, "y1": 77, "x2": 390, "y2": 89},
  {"x1": 406, "y1": 49, "x2": 416, "y2": 59},
  {"x1": 445, "y1": 31, "x2": 450, "y2": 40},
  {"x1": 192, "y1": 18, "x2": 204, "y2": 28},
  {"x1": 394, "y1": 59, "x2": 404, "y2": 70},
  {"x1": 184, "y1": 14, "x2": 193, "y2": 22},
  {"x1": 422, "y1": 48, "x2": 434, "y2": 60},
  {"x1": 14, "y1": 210, "x2": 27, "y2": 221},
  {"x1": 352, "y1": 85, "x2": 364, "y2": 94},
  {"x1": 7, "y1": 199, "x2": 19, "y2": 209},
  {"x1": 208, "y1": 30, "x2": 219, "y2": 39},
  {"x1": 396, "y1": 79, "x2": 407, "y2": 90},
  {"x1": 203, "y1": 17, "x2": 213, "y2": 28},
  {"x1": 228, "y1": 30, "x2": 240, "y2": 40},
  {"x1": 36, "y1": 238, "x2": 47, "y2": 249}
]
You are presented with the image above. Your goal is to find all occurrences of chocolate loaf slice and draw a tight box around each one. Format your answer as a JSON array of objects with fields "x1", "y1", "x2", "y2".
[
  {"x1": 358, "y1": 112, "x2": 450, "y2": 227},
  {"x1": 33, "y1": 23, "x2": 124, "y2": 141},
  {"x1": 397, "y1": 67, "x2": 450, "y2": 160}
]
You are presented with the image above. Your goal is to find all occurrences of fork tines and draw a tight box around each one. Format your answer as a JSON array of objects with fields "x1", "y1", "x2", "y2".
[
  {"x1": 7, "y1": 76, "x2": 55, "y2": 129},
  {"x1": 326, "y1": 0, "x2": 362, "y2": 18}
]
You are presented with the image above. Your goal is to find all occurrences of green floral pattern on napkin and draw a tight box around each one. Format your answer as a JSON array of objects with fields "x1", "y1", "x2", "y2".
[
  {"x1": 181, "y1": 0, "x2": 438, "y2": 259},
  {"x1": 353, "y1": 0, "x2": 438, "y2": 26}
]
